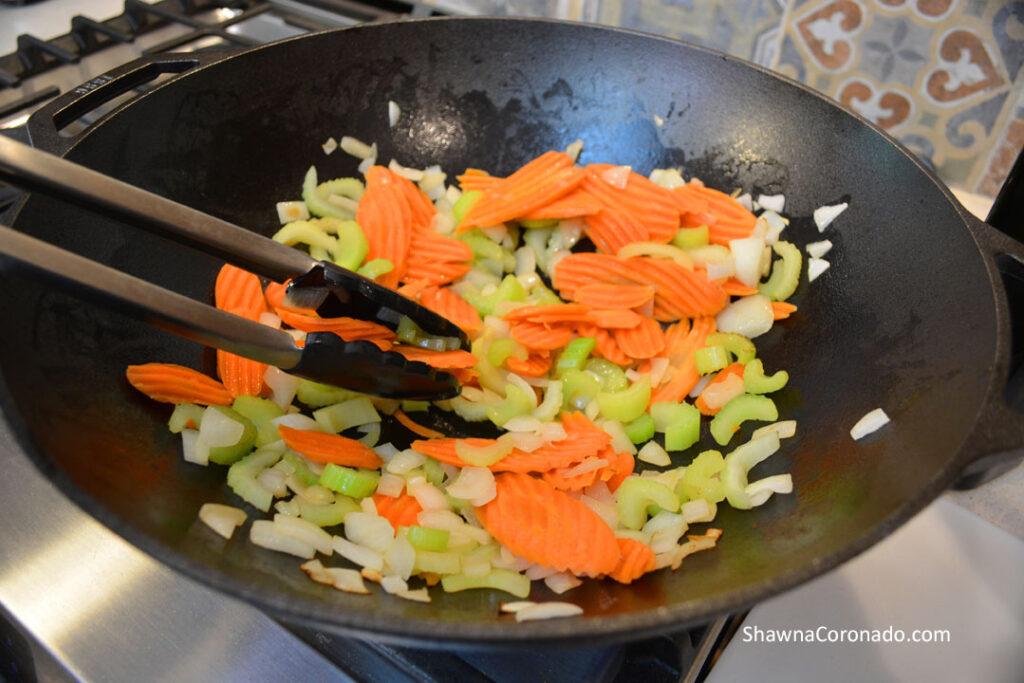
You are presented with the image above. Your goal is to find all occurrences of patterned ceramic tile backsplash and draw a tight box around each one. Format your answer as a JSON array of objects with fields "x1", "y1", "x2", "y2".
[{"x1": 427, "y1": 0, "x2": 1024, "y2": 199}]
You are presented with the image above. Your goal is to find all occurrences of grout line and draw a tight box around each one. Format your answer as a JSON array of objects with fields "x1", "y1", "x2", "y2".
[
  {"x1": 965, "y1": 86, "x2": 1019, "y2": 195},
  {"x1": 769, "y1": 0, "x2": 796, "y2": 72}
]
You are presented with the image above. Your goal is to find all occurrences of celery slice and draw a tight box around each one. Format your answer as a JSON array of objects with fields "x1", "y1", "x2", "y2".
[
  {"x1": 327, "y1": 219, "x2": 369, "y2": 271},
  {"x1": 528, "y1": 283, "x2": 564, "y2": 306},
  {"x1": 710, "y1": 394, "x2": 778, "y2": 446},
  {"x1": 299, "y1": 493, "x2": 360, "y2": 527},
  {"x1": 675, "y1": 450, "x2": 726, "y2": 503},
  {"x1": 302, "y1": 166, "x2": 364, "y2": 219},
  {"x1": 455, "y1": 434, "x2": 515, "y2": 466},
  {"x1": 561, "y1": 369, "x2": 603, "y2": 411},
  {"x1": 585, "y1": 358, "x2": 629, "y2": 392},
  {"x1": 226, "y1": 448, "x2": 282, "y2": 512},
  {"x1": 357, "y1": 258, "x2": 394, "y2": 281},
  {"x1": 313, "y1": 397, "x2": 380, "y2": 433},
  {"x1": 556, "y1": 336, "x2": 597, "y2": 375},
  {"x1": 470, "y1": 274, "x2": 527, "y2": 317},
  {"x1": 694, "y1": 345, "x2": 730, "y2": 375},
  {"x1": 488, "y1": 338, "x2": 528, "y2": 367},
  {"x1": 743, "y1": 359, "x2": 789, "y2": 394},
  {"x1": 459, "y1": 228, "x2": 506, "y2": 262},
  {"x1": 649, "y1": 401, "x2": 692, "y2": 432},
  {"x1": 441, "y1": 569, "x2": 531, "y2": 598},
  {"x1": 703, "y1": 333, "x2": 756, "y2": 364},
  {"x1": 758, "y1": 240, "x2": 802, "y2": 301},
  {"x1": 616, "y1": 478, "x2": 680, "y2": 530},
  {"x1": 423, "y1": 457, "x2": 446, "y2": 487},
  {"x1": 206, "y1": 406, "x2": 257, "y2": 466},
  {"x1": 272, "y1": 219, "x2": 338, "y2": 253},
  {"x1": 319, "y1": 465, "x2": 380, "y2": 498},
  {"x1": 402, "y1": 400, "x2": 430, "y2": 413},
  {"x1": 233, "y1": 396, "x2": 285, "y2": 426},
  {"x1": 452, "y1": 190, "x2": 482, "y2": 225},
  {"x1": 624, "y1": 413, "x2": 656, "y2": 444},
  {"x1": 721, "y1": 432, "x2": 782, "y2": 509},
  {"x1": 413, "y1": 549, "x2": 463, "y2": 575},
  {"x1": 168, "y1": 404, "x2": 204, "y2": 434},
  {"x1": 407, "y1": 526, "x2": 451, "y2": 552},
  {"x1": 281, "y1": 452, "x2": 320, "y2": 486},
  {"x1": 296, "y1": 379, "x2": 360, "y2": 408},
  {"x1": 672, "y1": 225, "x2": 709, "y2": 249},
  {"x1": 596, "y1": 376, "x2": 651, "y2": 423},
  {"x1": 486, "y1": 385, "x2": 535, "y2": 427},
  {"x1": 663, "y1": 403, "x2": 700, "y2": 451}
]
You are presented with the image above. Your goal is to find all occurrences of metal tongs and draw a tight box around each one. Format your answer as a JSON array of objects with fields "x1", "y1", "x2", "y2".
[{"x1": 0, "y1": 135, "x2": 467, "y2": 399}]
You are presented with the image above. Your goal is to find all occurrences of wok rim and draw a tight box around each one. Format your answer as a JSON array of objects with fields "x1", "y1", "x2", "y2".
[{"x1": 0, "y1": 16, "x2": 1003, "y2": 644}]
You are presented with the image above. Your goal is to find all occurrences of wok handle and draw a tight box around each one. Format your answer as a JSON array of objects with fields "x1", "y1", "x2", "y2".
[
  {"x1": 954, "y1": 215, "x2": 1024, "y2": 489},
  {"x1": 25, "y1": 51, "x2": 231, "y2": 157}
]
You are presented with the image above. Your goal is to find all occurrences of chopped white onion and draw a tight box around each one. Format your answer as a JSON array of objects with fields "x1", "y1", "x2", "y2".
[
  {"x1": 273, "y1": 514, "x2": 333, "y2": 555},
  {"x1": 388, "y1": 158, "x2": 424, "y2": 181},
  {"x1": 344, "y1": 512, "x2": 395, "y2": 553},
  {"x1": 376, "y1": 472, "x2": 406, "y2": 497},
  {"x1": 271, "y1": 413, "x2": 321, "y2": 432},
  {"x1": 729, "y1": 234, "x2": 766, "y2": 287},
  {"x1": 397, "y1": 588, "x2": 431, "y2": 603},
  {"x1": 761, "y1": 211, "x2": 787, "y2": 244},
  {"x1": 324, "y1": 567, "x2": 371, "y2": 594},
  {"x1": 514, "y1": 245, "x2": 536, "y2": 277},
  {"x1": 264, "y1": 367, "x2": 300, "y2": 409},
  {"x1": 745, "y1": 473, "x2": 793, "y2": 506},
  {"x1": 384, "y1": 533, "x2": 415, "y2": 580},
  {"x1": 756, "y1": 194, "x2": 785, "y2": 213},
  {"x1": 515, "y1": 602, "x2": 583, "y2": 622},
  {"x1": 256, "y1": 468, "x2": 288, "y2": 497},
  {"x1": 814, "y1": 202, "x2": 848, "y2": 231},
  {"x1": 385, "y1": 449, "x2": 426, "y2": 474},
  {"x1": 445, "y1": 467, "x2": 497, "y2": 506},
  {"x1": 275, "y1": 201, "x2": 309, "y2": 224},
  {"x1": 360, "y1": 497, "x2": 377, "y2": 514},
  {"x1": 557, "y1": 458, "x2": 608, "y2": 478},
  {"x1": 250, "y1": 520, "x2": 316, "y2": 559},
  {"x1": 357, "y1": 156, "x2": 376, "y2": 175},
  {"x1": 199, "y1": 503, "x2": 246, "y2": 539},
  {"x1": 478, "y1": 223, "x2": 507, "y2": 244},
  {"x1": 699, "y1": 372, "x2": 745, "y2": 411},
  {"x1": 500, "y1": 601, "x2": 536, "y2": 614},
  {"x1": 326, "y1": 193, "x2": 359, "y2": 214},
  {"x1": 407, "y1": 477, "x2": 451, "y2": 512},
  {"x1": 388, "y1": 100, "x2": 401, "y2": 127},
  {"x1": 180, "y1": 429, "x2": 209, "y2": 466},
  {"x1": 600, "y1": 165, "x2": 631, "y2": 188},
  {"x1": 579, "y1": 494, "x2": 619, "y2": 529},
  {"x1": 805, "y1": 239, "x2": 833, "y2": 259},
  {"x1": 332, "y1": 535, "x2": 384, "y2": 571},
  {"x1": 584, "y1": 399, "x2": 600, "y2": 420},
  {"x1": 808, "y1": 257, "x2": 831, "y2": 282},
  {"x1": 638, "y1": 441, "x2": 671, "y2": 467},
  {"x1": 649, "y1": 168, "x2": 686, "y2": 189},
  {"x1": 688, "y1": 373, "x2": 713, "y2": 398},
  {"x1": 705, "y1": 257, "x2": 735, "y2": 281},
  {"x1": 340, "y1": 136, "x2": 375, "y2": 159},
  {"x1": 200, "y1": 406, "x2": 244, "y2": 448},
  {"x1": 565, "y1": 138, "x2": 584, "y2": 162},
  {"x1": 503, "y1": 415, "x2": 543, "y2": 432},
  {"x1": 680, "y1": 498, "x2": 717, "y2": 524},
  {"x1": 321, "y1": 136, "x2": 337, "y2": 155},
  {"x1": 525, "y1": 564, "x2": 559, "y2": 581},
  {"x1": 752, "y1": 420, "x2": 797, "y2": 440},
  {"x1": 715, "y1": 294, "x2": 774, "y2": 338},
  {"x1": 851, "y1": 408, "x2": 890, "y2": 440},
  {"x1": 381, "y1": 576, "x2": 409, "y2": 594}
]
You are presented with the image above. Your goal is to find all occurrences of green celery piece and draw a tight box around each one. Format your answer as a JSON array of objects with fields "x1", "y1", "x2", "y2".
[
  {"x1": 455, "y1": 434, "x2": 515, "y2": 467},
  {"x1": 704, "y1": 333, "x2": 756, "y2": 364},
  {"x1": 273, "y1": 219, "x2": 338, "y2": 253},
  {"x1": 407, "y1": 526, "x2": 451, "y2": 552},
  {"x1": 299, "y1": 494, "x2": 360, "y2": 527},
  {"x1": 650, "y1": 401, "x2": 693, "y2": 432},
  {"x1": 301, "y1": 167, "x2": 364, "y2": 218},
  {"x1": 319, "y1": 464, "x2": 380, "y2": 498},
  {"x1": 423, "y1": 457, "x2": 446, "y2": 487},
  {"x1": 401, "y1": 400, "x2": 430, "y2": 413},
  {"x1": 624, "y1": 413, "x2": 656, "y2": 444},
  {"x1": 528, "y1": 283, "x2": 564, "y2": 306},
  {"x1": 357, "y1": 258, "x2": 394, "y2": 281},
  {"x1": 556, "y1": 336, "x2": 597, "y2": 375},
  {"x1": 233, "y1": 396, "x2": 285, "y2": 425},
  {"x1": 327, "y1": 219, "x2": 369, "y2": 271},
  {"x1": 596, "y1": 375, "x2": 651, "y2": 423},
  {"x1": 313, "y1": 397, "x2": 380, "y2": 433},
  {"x1": 721, "y1": 432, "x2": 781, "y2": 509},
  {"x1": 281, "y1": 451, "x2": 320, "y2": 486},
  {"x1": 441, "y1": 569, "x2": 531, "y2": 598},
  {"x1": 226, "y1": 448, "x2": 282, "y2": 512},
  {"x1": 482, "y1": 275, "x2": 527, "y2": 316},
  {"x1": 585, "y1": 358, "x2": 629, "y2": 392},
  {"x1": 470, "y1": 336, "x2": 506, "y2": 395},
  {"x1": 743, "y1": 359, "x2": 789, "y2": 394},
  {"x1": 694, "y1": 345, "x2": 730, "y2": 375},
  {"x1": 758, "y1": 240, "x2": 802, "y2": 301},
  {"x1": 616, "y1": 478, "x2": 680, "y2": 530},
  {"x1": 206, "y1": 406, "x2": 257, "y2": 466},
  {"x1": 413, "y1": 549, "x2": 463, "y2": 575},
  {"x1": 168, "y1": 404, "x2": 204, "y2": 434},
  {"x1": 296, "y1": 378, "x2": 360, "y2": 407},
  {"x1": 452, "y1": 190, "x2": 482, "y2": 225},
  {"x1": 459, "y1": 228, "x2": 506, "y2": 262},
  {"x1": 486, "y1": 385, "x2": 535, "y2": 427},
  {"x1": 449, "y1": 397, "x2": 494, "y2": 422},
  {"x1": 676, "y1": 450, "x2": 726, "y2": 503},
  {"x1": 710, "y1": 394, "x2": 779, "y2": 446},
  {"x1": 672, "y1": 225, "x2": 709, "y2": 249},
  {"x1": 487, "y1": 338, "x2": 527, "y2": 367},
  {"x1": 519, "y1": 218, "x2": 559, "y2": 229},
  {"x1": 396, "y1": 316, "x2": 426, "y2": 344},
  {"x1": 561, "y1": 369, "x2": 603, "y2": 411},
  {"x1": 663, "y1": 403, "x2": 700, "y2": 451}
]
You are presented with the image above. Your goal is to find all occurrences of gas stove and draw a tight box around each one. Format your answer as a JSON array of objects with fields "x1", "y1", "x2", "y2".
[{"x1": 1, "y1": 2, "x2": 1022, "y2": 682}]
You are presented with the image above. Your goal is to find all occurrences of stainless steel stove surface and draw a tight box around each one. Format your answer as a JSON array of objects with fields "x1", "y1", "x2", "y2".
[{"x1": 1, "y1": 3, "x2": 1022, "y2": 682}]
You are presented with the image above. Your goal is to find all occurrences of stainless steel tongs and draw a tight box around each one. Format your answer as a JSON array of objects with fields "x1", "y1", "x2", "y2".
[{"x1": 0, "y1": 135, "x2": 467, "y2": 399}]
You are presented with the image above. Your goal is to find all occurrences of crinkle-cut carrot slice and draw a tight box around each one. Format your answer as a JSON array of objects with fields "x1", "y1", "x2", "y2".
[
  {"x1": 476, "y1": 472, "x2": 621, "y2": 578},
  {"x1": 721, "y1": 279, "x2": 759, "y2": 296},
  {"x1": 449, "y1": 367, "x2": 479, "y2": 385},
  {"x1": 607, "y1": 537, "x2": 656, "y2": 584},
  {"x1": 217, "y1": 349, "x2": 266, "y2": 398},
  {"x1": 457, "y1": 169, "x2": 500, "y2": 192},
  {"x1": 373, "y1": 493, "x2": 423, "y2": 533},
  {"x1": 275, "y1": 308, "x2": 396, "y2": 340},
  {"x1": 582, "y1": 164, "x2": 680, "y2": 243},
  {"x1": 651, "y1": 316, "x2": 716, "y2": 404},
  {"x1": 505, "y1": 352, "x2": 553, "y2": 377},
  {"x1": 586, "y1": 308, "x2": 644, "y2": 329},
  {"x1": 278, "y1": 425, "x2": 383, "y2": 469},
  {"x1": 519, "y1": 188, "x2": 602, "y2": 220},
  {"x1": 624, "y1": 258, "x2": 729, "y2": 319},
  {"x1": 418, "y1": 285, "x2": 482, "y2": 335},
  {"x1": 583, "y1": 208, "x2": 649, "y2": 255},
  {"x1": 613, "y1": 316, "x2": 666, "y2": 359},
  {"x1": 772, "y1": 301, "x2": 797, "y2": 320},
  {"x1": 541, "y1": 457, "x2": 605, "y2": 491},
  {"x1": 215, "y1": 264, "x2": 266, "y2": 318},
  {"x1": 126, "y1": 363, "x2": 233, "y2": 406},
  {"x1": 391, "y1": 346, "x2": 479, "y2": 369},
  {"x1": 403, "y1": 260, "x2": 472, "y2": 286},
  {"x1": 662, "y1": 319, "x2": 692, "y2": 357},
  {"x1": 393, "y1": 408, "x2": 446, "y2": 439},
  {"x1": 551, "y1": 252, "x2": 636, "y2": 297},
  {"x1": 405, "y1": 225, "x2": 473, "y2": 287},
  {"x1": 602, "y1": 448, "x2": 635, "y2": 493},
  {"x1": 357, "y1": 166, "x2": 413, "y2": 288},
  {"x1": 458, "y1": 151, "x2": 582, "y2": 231},
  {"x1": 397, "y1": 279, "x2": 432, "y2": 299},
  {"x1": 509, "y1": 321, "x2": 575, "y2": 351},
  {"x1": 393, "y1": 172, "x2": 436, "y2": 230},
  {"x1": 695, "y1": 362, "x2": 746, "y2": 416},
  {"x1": 574, "y1": 283, "x2": 656, "y2": 310},
  {"x1": 673, "y1": 184, "x2": 757, "y2": 245},
  {"x1": 576, "y1": 324, "x2": 632, "y2": 367},
  {"x1": 503, "y1": 303, "x2": 592, "y2": 324}
]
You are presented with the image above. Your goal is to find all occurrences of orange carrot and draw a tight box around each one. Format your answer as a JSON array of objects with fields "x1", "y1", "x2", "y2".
[
  {"x1": 612, "y1": 317, "x2": 666, "y2": 359},
  {"x1": 582, "y1": 164, "x2": 679, "y2": 243},
  {"x1": 357, "y1": 166, "x2": 413, "y2": 288},
  {"x1": 503, "y1": 303, "x2": 592, "y2": 324},
  {"x1": 541, "y1": 457, "x2": 605, "y2": 491},
  {"x1": 458, "y1": 151, "x2": 583, "y2": 231},
  {"x1": 393, "y1": 409, "x2": 445, "y2": 439},
  {"x1": 475, "y1": 472, "x2": 621, "y2": 577},
  {"x1": 582, "y1": 208, "x2": 649, "y2": 255},
  {"x1": 403, "y1": 260, "x2": 472, "y2": 286},
  {"x1": 694, "y1": 362, "x2": 746, "y2": 416},
  {"x1": 275, "y1": 309, "x2": 396, "y2": 341},
  {"x1": 373, "y1": 493, "x2": 423, "y2": 533},
  {"x1": 772, "y1": 301, "x2": 797, "y2": 320},
  {"x1": 519, "y1": 188, "x2": 602, "y2": 220},
  {"x1": 722, "y1": 279, "x2": 759, "y2": 297},
  {"x1": 574, "y1": 283, "x2": 656, "y2": 309},
  {"x1": 405, "y1": 225, "x2": 474, "y2": 287},
  {"x1": 506, "y1": 352, "x2": 553, "y2": 377},
  {"x1": 418, "y1": 285, "x2": 482, "y2": 335},
  {"x1": 126, "y1": 363, "x2": 233, "y2": 406},
  {"x1": 650, "y1": 316, "x2": 716, "y2": 404},
  {"x1": 457, "y1": 169, "x2": 500, "y2": 192},
  {"x1": 603, "y1": 449, "x2": 635, "y2": 493},
  {"x1": 586, "y1": 308, "x2": 644, "y2": 329},
  {"x1": 278, "y1": 425, "x2": 383, "y2": 468},
  {"x1": 215, "y1": 264, "x2": 266, "y2": 318},
  {"x1": 608, "y1": 537, "x2": 656, "y2": 584},
  {"x1": 393, "y1": 172, "x2": 436, "y2": 230},
  {"x1": 392, "y1": 346, "x2": 479, "y2": 369},
  {"x1": 509, "y1": 321, "x2": 575, "y2": 351},
  {"x1": 576, "y1": 324, "x2": 632, "y2": 366},
  {"x1": 662, "y1": 319, "x2": 692, "y2": 357},
  {"x1": 216, "y1": 348, "x2": 266, "y2": 398},
  {"x1": 673, "y1": 184, "x2": 757, "y2": 245}
]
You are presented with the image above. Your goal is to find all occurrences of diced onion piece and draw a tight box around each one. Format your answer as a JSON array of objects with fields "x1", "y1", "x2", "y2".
[
  {"x1": 851, "y1": 408, "x2": 890, "y2": 440},
  {"x1": 700, "y1": 372, "x2": 746, "y2": 411},
  {"x1": 689, "y1": 374, "x2": 713, "y2": 398},
  {"x1": 321, "y1": 137, "x2": 337, "y2": 155},
  {"x1": 814, "y1": 202, "x2": 848, "y2": 231},
  {"x1": 715, "y1": 294, "x2": 774, "y2": 338},
  {"x1": 745, "y1": 473, "x2": 793, "y2": 506},
  {"x1": 565, "y1": 138, "x2": 584, "y2": 162},
  {"x1": 358, "y1": 156, "x2": 376, "y2": 175},
  {"x1": 806, "y1": 239, "x2": 833, "y2": 259},
  {"x1": 680, "y1": 498, "x2": 717, "y2": 524},
  {"x1": 250, "y1": 520, "x2": 316, "y2": 558},
  {"x1": 617, "y1": 242, "x2": 693, "y2": 270},
  {"x1": 271, "y1": 413, "x2": 321, "y2": 432},
  {"x1": 649, "y1": 168, "x2": 686, "y2": 189},
  {"x1": 515, "y1": 602, "x2": 584, "y2": 622},
  {"x1": 327, "y1": 193, "x2": 359, "y2": 214},
  {"x1": 600, "y1": 165, "x2": 631, "y2": 188},
  {"x1": 384, "y1": 533, "x2": 415, "y2": 580},
  {"x1": 345, "y1": 512, "x2": 395, "y2": 553},
  {"x1": 500, "y1": 601, "x2": 536, "y2": 614},
  {"x1": 729, "y1": 234, "x2": 766, "y2": 287},
  {"x1": 181, "y1": 429, "x2": 209, "y2": 466},
  {"x1": 446, "y1": 466, "x2": 497, "y2": 506},
  {"x1": 599, "y1": 419, "x2": 636, "y2": 455},
  {"x1": 360, "y1": 497, "x2": 377, "y2": 514},
  {"x1": 200, "y1": 406, "x2": 244, "y2": 448},
  {"x1": 752, "y1": 420, "x2": 797, "y2": 440},
  {"x1": 503, "y1": 415, "x2": 543, "y2": 432},
  {"x1": 761, "y1": 211, "x2": 787, "y2": 244},
  {"x1": 386, "y1": 449, "x2": 427, "y2": 474},
  {"x1": 808, "y1": 257, "x2": 831, "y2": 282},
  {"x1": 525, "y1": 564, "x2": 559, "y2": 580},
  {"x1": 397, "y1": 588, "x2": 431, "y2": 603},
  {"x1": 706, "y1": 256, "x2": 735, "y2": 281},
  {"x1": 757, "y1": 194, "x2": 785, "y2": 213},
  {"x1": 388, "y1": 100, "x2": 401, "y2": 127},
  {"x1": 276, "y1": 201, "x2": 309, "y2": 224},
  {"x1": 273, "y1": 514, "x2": 333, "y2": 555},
  {"x1": 199, "y1": 503, "x2": 246, "y2": 539},
  {"x1": 257, "y1": 468, "x2": 288, "y2": 497},
  {"x1": 324, "y1": 567, "x2": 371, "y2": 594},
  {"x1": 514, "y1": 246, "x2": 536, "y2": 277},
  {"x1": 376, "y1": 472, "x2": 406, "y2": 497},
  {"x1": 340, "y1": 136, "x2": 374, "y2": 159},
  {"x1": 388, "y1": 158, "x2": 424, "y2": 182},
  {"x1": 637, "y1": 441, "x2": 671, "y2": 467},
  {"x1": 735, "y1": 192, "x2": 753, "y2": 211},
  {"x1": 332, "y1": 536, "x2": 385, "y2": 571},
  {"x1": 558, "y1": 458, "x2": 608, "y2": 478},
  {"x1": 407, "y1": 476, "x2": 451, "y2": 512},
  {"x1": 264, "y1": 367, "x2": 300, "y2": 409}
]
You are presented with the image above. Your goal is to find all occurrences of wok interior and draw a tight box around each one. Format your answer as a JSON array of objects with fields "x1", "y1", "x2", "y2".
[{"x1": 0, "y1": 20, "x2": 998, "y2": 641}]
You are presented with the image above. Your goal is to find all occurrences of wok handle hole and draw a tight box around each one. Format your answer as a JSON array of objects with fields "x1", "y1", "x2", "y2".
[
  {"x1": 51, "y1": 60, "x2": 198, "y2": 140},
  {"x1": 996, "y1": 253, "x2": 1024, "y2": 414}
]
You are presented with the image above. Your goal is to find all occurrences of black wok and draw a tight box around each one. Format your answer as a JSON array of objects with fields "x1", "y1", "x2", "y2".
[{"x1": 1, "y1": 18, "x2": 1022, "y2": 645}]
